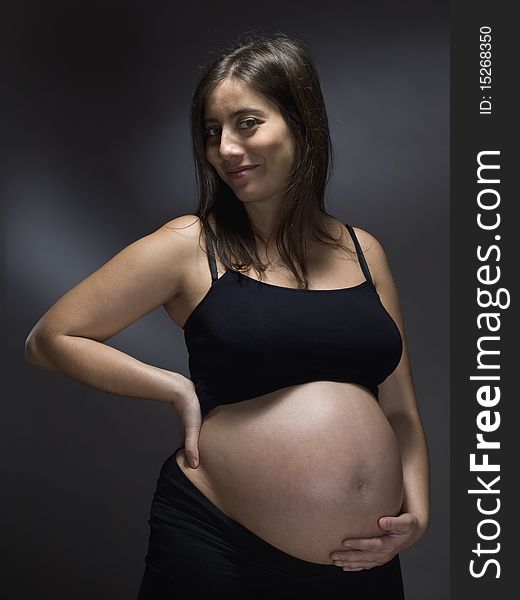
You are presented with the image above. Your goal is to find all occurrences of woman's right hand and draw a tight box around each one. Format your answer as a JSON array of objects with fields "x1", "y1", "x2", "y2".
[{"x1": 172, "y1": 376, "x2": 202, "y2": 468}]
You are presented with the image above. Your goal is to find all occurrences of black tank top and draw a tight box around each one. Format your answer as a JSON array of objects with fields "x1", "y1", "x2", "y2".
[{"x1": 183, "y1": 223, "x2": 403, "y2": 417}]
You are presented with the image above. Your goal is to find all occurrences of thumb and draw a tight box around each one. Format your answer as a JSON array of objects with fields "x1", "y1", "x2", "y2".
[
  {"x1": 184, "y1": 422, "x2": 201, "y2": 468},
  {"x1": 378, "y1": 516, "x2": 403, "y2": 532}
]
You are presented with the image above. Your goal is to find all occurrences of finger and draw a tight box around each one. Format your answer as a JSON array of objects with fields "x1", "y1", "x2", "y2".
[
  {"x1": 332, "y1": 550, "x2": 387, "y2": 563},
  {"x1": 332, "y1": 556, "x2": 374, "y2": 568},
  {"x1": 184, "y1": 445, "x2": 199, "y2": 468},
  {"x1": 342, "y1": 562, "x2": 382, "y2": 571},
  {"x1": 333, "y1": 555, "x2": 395, "y2": 569},
  {"x1": 184, "y1": 425, "x2": 201, "y2": 468},
  {"x1": 378, "y1": 513, "x2": 415, "y2": 532},
  {"x1": 333, "y1": 555, "x2": 374, "y2": 565},
  {"x1": 340, "y1": 536, "x2": 388, "y2": 552},
  {"x1": 341, "y1": 563, "x2": 370, "y2": 571}
]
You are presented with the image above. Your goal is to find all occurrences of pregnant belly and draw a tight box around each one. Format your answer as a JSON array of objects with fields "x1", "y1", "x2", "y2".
[{"x1": 175, "y1": 380, "x2": 404, "y2": 565}]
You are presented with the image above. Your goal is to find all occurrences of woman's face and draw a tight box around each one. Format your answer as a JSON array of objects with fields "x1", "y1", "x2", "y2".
[{"x1": 203, "y1": 77, "x2": 296, "y2": 207}]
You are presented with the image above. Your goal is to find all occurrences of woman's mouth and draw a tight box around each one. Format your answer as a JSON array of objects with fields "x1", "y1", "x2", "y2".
[{"x1": 227, "y1": 165, "x2": 259, "y2": 180}]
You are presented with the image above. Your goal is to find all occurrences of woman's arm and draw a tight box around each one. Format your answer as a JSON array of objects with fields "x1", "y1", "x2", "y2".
[
  {"x1": 25, "y1": 215, "x2": 204, "y2": 466},
  {"x1": 367, "y1": 228, "x2": 430, "y2": 542},
  {"x1": 378, "y1": 362, "x2": 430, "y2": 545},
  {"x1": 329, "y1": 227, "x2": 430, "y2": 570}
]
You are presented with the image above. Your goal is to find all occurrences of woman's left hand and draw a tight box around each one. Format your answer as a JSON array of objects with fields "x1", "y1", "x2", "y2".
[{"x1": 329, "y1": 512, "x2": 420, "y2": 571}]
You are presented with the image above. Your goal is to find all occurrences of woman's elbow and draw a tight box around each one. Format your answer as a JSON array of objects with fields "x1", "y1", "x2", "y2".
[
  {"x1": 25, "y1": 328, "x2": 48, "y2": 365},
  {"x1": 24, "y1": 328, "x2": 59, "y2": 371},
  {"x1": 25, "y1": 329, "x2": 40, "y2": 364}
]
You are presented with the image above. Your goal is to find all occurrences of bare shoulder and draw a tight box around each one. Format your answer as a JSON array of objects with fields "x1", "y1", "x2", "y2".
[
  {"x1": 161, "y1": 214, "x2": 202, "y2": 238},
  {"x1": 152, "y1": 214, "x2": 205, "y2": 268},
  {"x1": 27, "y1": 214, "x2": 204, "y2": 343},
  {"x1": 121, "y1": 212, "x2": 208, "y2": 300},
  {"x1": 113, "y1": 213, "x2": 204, "y2": 287},
  {"x1": 351, "y1": 226, "x2": 395, "y2": 291}
]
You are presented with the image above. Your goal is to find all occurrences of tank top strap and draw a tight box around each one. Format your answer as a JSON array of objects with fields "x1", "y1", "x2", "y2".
[
  {"x1": 204, "y1": 223, "x2": 219, "y2": 283},
  {"x1": 344, "y1": 223, "x2": 374, "y2": 286}
]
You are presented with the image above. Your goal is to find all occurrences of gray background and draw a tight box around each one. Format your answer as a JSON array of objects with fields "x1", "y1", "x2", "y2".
[{"x1": 4, "y1": 1, "x2": 448, "y2": 598}]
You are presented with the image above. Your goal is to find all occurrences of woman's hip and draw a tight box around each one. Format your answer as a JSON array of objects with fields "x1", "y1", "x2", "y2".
[{"x1": 138, "y1": 446, "x2": 405, "y2": 597}]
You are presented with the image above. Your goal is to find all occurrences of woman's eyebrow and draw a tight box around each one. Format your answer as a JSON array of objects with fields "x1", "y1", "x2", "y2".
[{"x1": 204, "y1": 108, "x2": 266, "y2": 125}]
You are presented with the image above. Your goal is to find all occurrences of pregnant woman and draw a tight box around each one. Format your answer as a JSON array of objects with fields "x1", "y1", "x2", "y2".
[{"x1": 25, "y1": 34, "x2": 429, "y2": 598}]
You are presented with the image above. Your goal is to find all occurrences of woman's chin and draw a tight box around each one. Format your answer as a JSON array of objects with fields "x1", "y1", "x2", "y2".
[{"x1": 233, "y1": 191, "x2": 260, "y2": 203}]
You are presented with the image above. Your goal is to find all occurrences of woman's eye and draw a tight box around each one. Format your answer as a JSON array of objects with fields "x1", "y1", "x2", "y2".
[
  {"x1": 206, "y1": 127, "x2": 221, "y2": 137},
  {"x1": 205, "y1": 118, "x2": 259, "y2": 139},
  {"x1": 239, "y1": 118, "x2": 258, "y2": 129}
]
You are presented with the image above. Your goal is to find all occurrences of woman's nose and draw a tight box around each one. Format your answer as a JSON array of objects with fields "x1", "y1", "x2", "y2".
[{"x1": 218, "y1": 129, "x2": 244, "y2": 159}]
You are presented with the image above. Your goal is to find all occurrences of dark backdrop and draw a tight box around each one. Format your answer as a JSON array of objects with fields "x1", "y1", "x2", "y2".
[{"x1": 4, "y1": 1, "x2": 449, "y2": 598}]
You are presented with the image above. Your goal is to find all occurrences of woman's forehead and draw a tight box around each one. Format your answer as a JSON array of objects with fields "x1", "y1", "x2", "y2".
[{"x1": 204, "y1": 79, "x2": 273, "y2": 120}]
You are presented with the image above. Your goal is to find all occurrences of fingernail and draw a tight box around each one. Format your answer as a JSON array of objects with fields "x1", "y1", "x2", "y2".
[{"x1": 189, "y1": 457, "x2": 198, "y2": 468}]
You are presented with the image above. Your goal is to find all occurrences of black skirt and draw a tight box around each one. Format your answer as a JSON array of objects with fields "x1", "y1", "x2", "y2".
[{"x1": 137, "y1": 446, "x2": 405, "y2": 599}]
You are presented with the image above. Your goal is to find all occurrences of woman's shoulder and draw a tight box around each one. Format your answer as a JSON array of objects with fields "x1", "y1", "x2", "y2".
[
  {"x1": 158, "y1": 213, "x2": 216, "y2": 271},
  {"x1": 348, "y1": 224, "x2": 382, "y2": 253},
  {"x1": 131, "y1": 215, "x2": 206, "y2": 284},
  {"x1": 158, "y1": 214, "x2": 210, "y2": 254},
  {"x1": 161, "y1": 213, "x2": 218, "y2": 242},
  {"x1": 161, "y1": 214, "x2": 203, "y2": 238},
  {"x1": 327, "y1": 216, "x2": 384, "y2": 256},
  {"x1": 343, "y1": 222, "x2": 393, "y2": 289}
]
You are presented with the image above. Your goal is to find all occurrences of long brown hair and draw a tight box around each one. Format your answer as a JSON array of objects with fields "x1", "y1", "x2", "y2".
[{"x1": 190, "y1": 32, "x2": 354, "y2": 289}]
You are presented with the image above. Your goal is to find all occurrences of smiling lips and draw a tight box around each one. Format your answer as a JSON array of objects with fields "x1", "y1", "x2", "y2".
[{"x1": 227, "y1": 165, "x2": 259, "y2": 180}]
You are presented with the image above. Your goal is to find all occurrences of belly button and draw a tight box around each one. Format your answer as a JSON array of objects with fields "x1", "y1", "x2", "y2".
[{"x1": 355, "y1": 478, "x2": 365, "y2": 492}]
